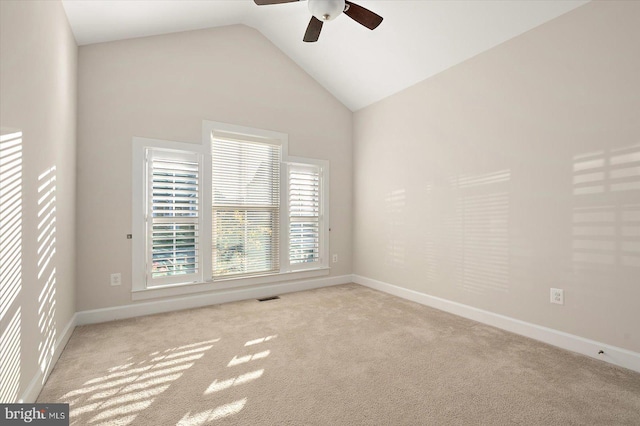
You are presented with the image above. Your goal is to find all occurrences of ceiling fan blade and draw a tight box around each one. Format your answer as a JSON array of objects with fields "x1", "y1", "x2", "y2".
[
  {"x1": 254, "y1": 0, "x2": 299, "y2": 5},
  {"x1": 344, "y1": 1, "x2": 383, "y2": 30},
  {"x1": 303, "y1": 16, "x2": 323, "y2": 43}
]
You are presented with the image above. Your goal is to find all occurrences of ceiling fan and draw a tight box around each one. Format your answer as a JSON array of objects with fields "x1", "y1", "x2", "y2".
[{"x1": 254, "y1": 0, "x2": 383, "y2": 42}]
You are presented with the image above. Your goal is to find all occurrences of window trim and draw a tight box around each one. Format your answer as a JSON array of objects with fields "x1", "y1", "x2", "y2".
[
  {"x1": 210, "y1": 133, "x2": 283, "y2": 279},
  {"x1": 146, "y1": 148, "x2": 202, "y2": 287},
  {"x1": 285, "y1": 157, "x2": 330, "y2": 271},
  {"x1": 132, "y1": 123, "x2": 330, "y2": 300},
  {"x1": 132, "y1": 137, "x2": 211, "y2": 294}
]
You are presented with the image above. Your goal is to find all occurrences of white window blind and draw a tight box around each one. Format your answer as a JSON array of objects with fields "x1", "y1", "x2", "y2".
[
  {"x1": 212, "y1": 138, "x2": 281, "y2": 278},
  {"x1": 288, "y1": 163, "x2": 322, "y2": 266},
  {"x1": 147, "y1": 149, "x2": 201, "y2": 286}
]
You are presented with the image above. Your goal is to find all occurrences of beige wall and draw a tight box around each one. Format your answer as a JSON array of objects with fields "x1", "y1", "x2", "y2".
[
  {"x1": 76, "y1": 25, "x2": 353, "y2": 311},
  {"x1": 3, "y1": 1, "x2": 635, "y2": 402},
  {"x1": 353, "y1": 1, "x2": 640, "y2": 352},
  {"x1": 0, "y1": 0, "x2": 77, "y2": 402}
]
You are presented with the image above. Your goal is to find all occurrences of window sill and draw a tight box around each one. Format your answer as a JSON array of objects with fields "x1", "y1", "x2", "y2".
[{"x1": 131, "y1": 267, "x2": 331, "y2": 301}]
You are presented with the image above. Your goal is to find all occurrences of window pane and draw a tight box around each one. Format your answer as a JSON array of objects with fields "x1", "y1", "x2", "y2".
[
  {"x1": 151, "y1": 223, "x2": 198, "y2": 278},
  {"x1": 213, "y1": 209, "x2": 278, "y2": 277},
  {"x1": 212, "y1": 139, "x2": 280, "y2": 206},
  {"x1": 290, "y1": 220, "x2": 320, "y2": 264},
  {"x1": 151, "y1": 159, "x2": 199, "y2": 218}
]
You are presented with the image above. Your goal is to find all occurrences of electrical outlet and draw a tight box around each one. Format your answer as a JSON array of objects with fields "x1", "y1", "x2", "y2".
[
  {"x1": 550, "y1": 288, "x2": 564, "y2": 305},
  {"x1": 332, "y1": 254, "x2": 338, "y2": 263},
  {"x1": 110, "y1": 273, "x2": 122, "y2": 286}
]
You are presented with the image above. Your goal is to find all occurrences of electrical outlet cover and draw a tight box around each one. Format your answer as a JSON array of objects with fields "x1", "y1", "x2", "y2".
[
  {"x1": 110, "y1": 273, "x2": 122, "y2": 286},
  {"x1": 550, "y1": 288, "x2": 564, "y2": 305}
]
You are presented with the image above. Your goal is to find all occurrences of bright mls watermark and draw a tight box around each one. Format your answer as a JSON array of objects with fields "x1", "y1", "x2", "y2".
[{"x1": 1, "y1": 404, "x2": 68, "y2": 425}]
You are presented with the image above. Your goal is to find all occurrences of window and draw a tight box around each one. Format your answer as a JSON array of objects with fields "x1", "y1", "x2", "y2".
[
  {"x1": 288, "y1": 162, "x2": 323, "y2": 268},
  {"x1": 212, "y1": 137, "x2": 281, "y2": 278},
  {"x1": 147, "y1": 149, "x2": 201, "y2": 286},
  {"x1": 132, "y1": 122, "x2": 329, "y2": 298}
]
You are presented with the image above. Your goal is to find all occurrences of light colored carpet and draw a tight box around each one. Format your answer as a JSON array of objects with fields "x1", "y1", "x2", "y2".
[{"x1": 38, "y1": 284, "x2": 640, "y2": 425}]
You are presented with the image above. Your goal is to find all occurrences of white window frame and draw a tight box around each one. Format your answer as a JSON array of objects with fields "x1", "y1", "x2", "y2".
[
  {"x1": 131, "y1": 123, "x2": 329, "y2": 301},
  {"x1": 209, "y1": 123, "x2": 285, "y2": 279},
  {"x1": 132, "y1": 137, "x2": 211, "y2": 295},
  {"x1": 285, "y1": 158, "x2": 329, "y2": 272},
  {"x1": 146, "y1": 148, "x2": 202, "y2": 287}
]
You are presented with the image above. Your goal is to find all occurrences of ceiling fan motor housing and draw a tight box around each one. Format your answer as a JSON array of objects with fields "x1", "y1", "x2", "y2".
[{"x1": 308, "y1": 0, "x2": 346, "y2": 21}]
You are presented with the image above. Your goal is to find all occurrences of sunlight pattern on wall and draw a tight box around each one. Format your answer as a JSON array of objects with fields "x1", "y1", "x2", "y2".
[
  {"x1": 573, "y1": 144, "x2": 640, "y2": 195},
  {"x1": 0, "y1": 130, "x2": 23, "y2": 403},
  {"x1": 37, "y1": 166, "x2": 57, "y2": 379},
  {"x1": 385, "y1": 189, "x2": 406, "y2": 267},
  {"x1": 422, "y1": 182, "x2": 439, "y2": 284},
  {"x1": 572, "y1": 204, "x2": 640, "y2": 268},
  {"x1": 0, "y1": 131, "x2": 22, "y2": 323},
  {"x1": 572, "y1": 144, "x2": 640, "y2": 269},
  {"x1": 621, "y1": 205, "x2": 640, "y2": 267},
  {"x1": 572, "y1": 206, "x2": 616, "y2": 265},
  {"x1": 450, "y1": 170, "x2": 511, "y2": 295},
  {"x1": 0, "y1": 308, "x2": 21, "y2": 402}
]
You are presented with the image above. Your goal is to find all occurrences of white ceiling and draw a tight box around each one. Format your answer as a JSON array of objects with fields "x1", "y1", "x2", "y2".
[{"x1": 61, "y1": 0, "x2": 589, "y2": 111}]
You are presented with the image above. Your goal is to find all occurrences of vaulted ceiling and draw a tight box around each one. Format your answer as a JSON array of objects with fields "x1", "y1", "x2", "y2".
[{"x1": 61, "y1": 0, "x2": 589, "y2": 111}]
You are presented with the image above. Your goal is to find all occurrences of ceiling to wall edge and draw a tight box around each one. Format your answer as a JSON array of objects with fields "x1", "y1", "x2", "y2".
[{"x1": 61, "y1": 0, "x2": 591, "y2": 113}]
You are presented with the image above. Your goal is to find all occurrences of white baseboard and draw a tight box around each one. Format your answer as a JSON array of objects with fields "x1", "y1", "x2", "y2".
[
  {"x1": 77, "y1": 274, "x2": 351, "y2": 326},
  {"x1": 353, "y1": 275, "x2": 640, "y2": 374},
  {"x1": 25, "y1": 274, "x2": 637, "y2": 404},
  {"x1": 20, "y1": 313, "x2": 77, "y2": 403}
]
